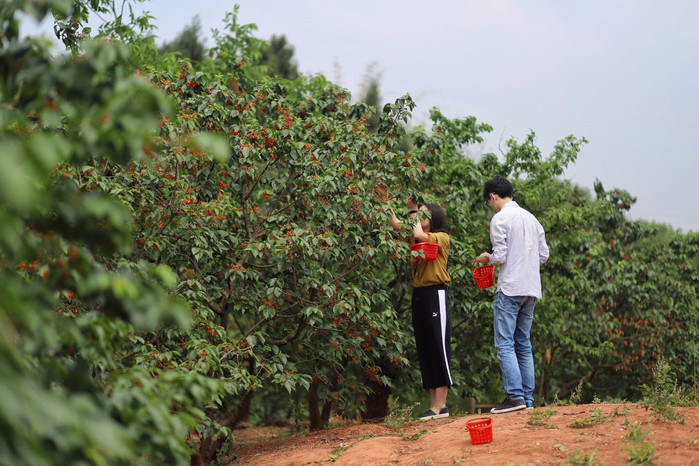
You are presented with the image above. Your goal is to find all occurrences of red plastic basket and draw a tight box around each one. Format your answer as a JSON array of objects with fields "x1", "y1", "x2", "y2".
[
  {"x1": 472, "y1": 260, "x2": 495, "y2": 289},
  {"x1": 411, "y1": 242, "x2": 439, "y2": 261},
  {"x1": 466, "y1": 417, "x2": 493, "y2": 445}
]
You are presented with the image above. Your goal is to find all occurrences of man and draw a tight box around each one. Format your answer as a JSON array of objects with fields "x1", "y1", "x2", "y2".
[{"x1": 476, "y1": 176, "x2": 549, "y2": 413}]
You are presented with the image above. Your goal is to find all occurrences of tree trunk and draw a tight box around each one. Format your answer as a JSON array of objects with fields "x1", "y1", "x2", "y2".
[
  {"x1": 191, "y1": 390, "x2": 254, "y2": 465},
  {"x1": 362, "y1": 361, "x2": 395, "y2": 420},
  {"x1": 362, "y1": 378, "x2": 391, "y2": 420},
  {"x1": 320, "y1": 398, "x2": 333, "y2": 426},
  {"x1": 308, "y1": 378, "x2": 322, "y2": 430}
]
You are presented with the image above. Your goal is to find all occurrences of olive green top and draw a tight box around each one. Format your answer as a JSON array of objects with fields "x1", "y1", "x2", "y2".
[{"x1": 411, "y1": 232, "x2": 451, "y2": 288}]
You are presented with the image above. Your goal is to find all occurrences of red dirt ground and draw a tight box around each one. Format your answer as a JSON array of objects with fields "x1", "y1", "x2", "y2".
[{"x1": 228, "y1": 403, "x2": 699, "y2": 465}]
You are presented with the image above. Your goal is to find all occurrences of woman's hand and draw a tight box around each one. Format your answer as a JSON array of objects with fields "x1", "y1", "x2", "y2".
[
  {"x1": 375, "y1": 183, "x2": 388, "y2": 201},
  {"x1": 404, "y1": 196, "x2": 418, "y2": 210},
  {"x1": 375, "y1": 184, "x2": 401, "y2": 229}
]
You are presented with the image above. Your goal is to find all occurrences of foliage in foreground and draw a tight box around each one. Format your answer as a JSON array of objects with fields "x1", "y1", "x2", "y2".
[{"x1": 1, "y1": 1, "x2": 225, "y2": 464}]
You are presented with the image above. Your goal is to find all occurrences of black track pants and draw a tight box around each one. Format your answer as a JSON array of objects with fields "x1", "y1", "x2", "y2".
[{"x1": 411, "y1": 284, "x2": 452, "y2": 389}]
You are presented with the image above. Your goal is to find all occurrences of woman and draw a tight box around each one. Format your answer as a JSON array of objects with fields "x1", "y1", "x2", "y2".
[{"x1": 388, "y1": 196, "x2": 453, "y2": 420}]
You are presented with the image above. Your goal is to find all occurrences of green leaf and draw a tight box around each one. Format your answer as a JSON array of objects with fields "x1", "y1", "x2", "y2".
[
  {"x1": 190, "y1": 133, "x2": 231, "y2": 162},
  {"x1": 0, "y1": 139, "x2": 40, "y2": 211}
]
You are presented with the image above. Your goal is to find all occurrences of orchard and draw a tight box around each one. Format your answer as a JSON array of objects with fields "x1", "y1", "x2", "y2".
[{"x1": 1, "y1": 1, "x2": 697, "y2": 464}]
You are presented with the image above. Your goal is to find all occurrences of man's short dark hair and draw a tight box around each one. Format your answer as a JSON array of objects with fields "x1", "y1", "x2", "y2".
[{"x1": 484, "y1": 176, "x2": 513, "y2": 201}]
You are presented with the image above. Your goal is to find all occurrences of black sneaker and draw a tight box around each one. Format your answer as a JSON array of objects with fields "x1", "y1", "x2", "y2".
[
  {"x1": 490, "y1": 397, "x2": 526, "y2": 414},
  {"x1": 419, "y1": 407, "x2": 450, "y2": 420}
]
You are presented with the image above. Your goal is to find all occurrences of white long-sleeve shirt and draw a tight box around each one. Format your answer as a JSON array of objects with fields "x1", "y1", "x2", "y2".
[{"x1": 489, "y1": 201, "x2": 549, "y2": 298}]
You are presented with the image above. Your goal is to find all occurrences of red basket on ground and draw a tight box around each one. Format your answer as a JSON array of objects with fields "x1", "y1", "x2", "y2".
[
  {"x1": 466, "y1": 417, "x2": 493, "y2": 445},
  {"x1": 472, "y1": 260, "x2": 495, "y2": 289},
  {"x1": 411, "y1": 242, "x2": 439, "y2": 261}
]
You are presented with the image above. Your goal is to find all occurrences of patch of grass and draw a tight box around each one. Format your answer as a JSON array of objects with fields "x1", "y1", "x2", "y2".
[
  {"x1": 330, "y1": 442, "x2": 351, "y2": 455},
  {"x1": 569, "y1": 408, "x2": 612, "y2": 428},
  {"x1": 402, "y1": 429, "x2": 428, "y2": 441},
  {"x1": 384, "y1": 397, "x2": 419, "y2": 429},
  {"x1": 640, "y1": 357, "x2": 690, "y2": 423},
  {"x1": 622, "y1": 421, "x2": 657, "y2": 465},
  {"x1": 324, "y1": 442, "x2": 352, "y2": 462},
  {"x1": 356, "y1": 431, "x2": 377, "y2": 440},
  {"x1": 623, "y1": 419, "x2": 646, "y2": 443},
  {"x1": 554, "y1": 380, "x2": 584, "y2": 406},
  {"x1": 451, "y1": 447, "x2": 473, "y2": 464},
  {"x1": 566, "y1": 448, "x2": 598, "y2": 466},
  {"x1": 527, "y1": 408, "x2": 559, "y2": 429},
  {"x1": 610, "y1": 405, "x2": 630, "y2": 417}
]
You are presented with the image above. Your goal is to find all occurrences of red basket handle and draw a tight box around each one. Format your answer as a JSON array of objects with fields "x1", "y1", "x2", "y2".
[{"x1": 472, "y1": 260, "x2": 486, "y2": 272}]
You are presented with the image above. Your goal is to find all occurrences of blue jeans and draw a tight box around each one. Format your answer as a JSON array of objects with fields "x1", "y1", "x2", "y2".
[{"x1": 493, "y1": 291, "x2": 537, "y2": 404}]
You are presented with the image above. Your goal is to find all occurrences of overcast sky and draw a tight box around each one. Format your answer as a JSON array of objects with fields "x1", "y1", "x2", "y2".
[{"x1": 25, "y1": 1, "x2": 699, "y2": 232}]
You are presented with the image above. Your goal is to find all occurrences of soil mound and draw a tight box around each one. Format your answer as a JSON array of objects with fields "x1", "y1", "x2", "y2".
[{"x1": 229, "y1": 403, "x2": 699, "y2": 465}]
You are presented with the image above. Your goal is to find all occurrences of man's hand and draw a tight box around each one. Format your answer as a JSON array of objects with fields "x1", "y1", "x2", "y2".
[{"x1": 476, "y1": 252, "x2": 491, "y2": 264}]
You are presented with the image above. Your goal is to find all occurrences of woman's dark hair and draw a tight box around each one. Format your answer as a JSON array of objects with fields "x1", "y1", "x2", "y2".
[
  {"x1": 483, "y1": 175, "x2": 513, "y2": 201},
  {"x1": 425, "y1": 203, "x2": 448, "y2": 233}
]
